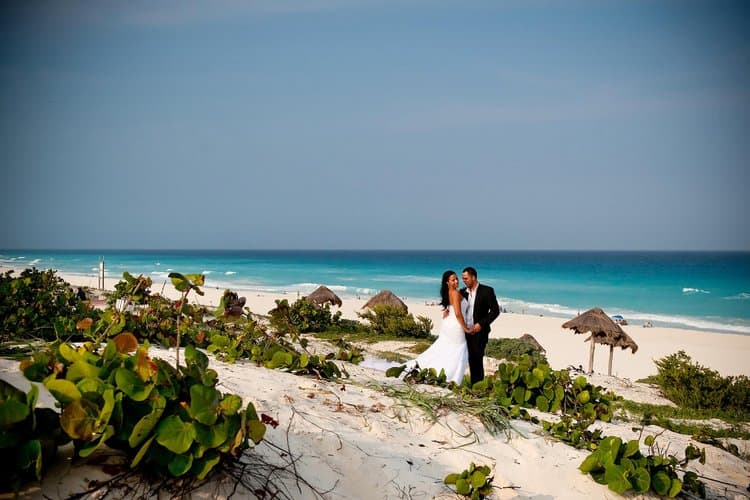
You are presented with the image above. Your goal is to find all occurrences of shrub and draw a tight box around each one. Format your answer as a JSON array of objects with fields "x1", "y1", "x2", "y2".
[
  {"x1": 579, "y1": 435, "x2": 706, "y2": 498},
  {"x1": 0, "y1": 268, "x2": 87, "y2": 342},
  {"x1": 20, "y1": 339, "x2": 266, "y2": 481},
  {"x1": 268, "y1": 299, "x2": 339, "y2": 334},
  {"x1": 357, "y1": 305, "x2": 433, "y2": 338},
  {"x1": 0, "y1": 380, "x2": 69, "y2": 493},
  {"x1": 108, "y1": 272, "x2": 153, "y2": 308},
  {"x1": 653, "y1": 351, "x2": 750, "y2": 416},
  {"x1": 485, "y1": 338, "x2": 548, "y2": 365}
]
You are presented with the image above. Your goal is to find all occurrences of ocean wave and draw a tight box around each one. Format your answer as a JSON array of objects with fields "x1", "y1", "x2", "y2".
[
  {"x1": 29, "y1": 258, "x2": 41, "y2": 265},
  {"x1": 371, "y1": 274, "x2": 440, "y2": 284},
  {"x1": 724, "y1": 292, "x2": 750, "y2": 300},
  {"x1": 202, "y1": 270, "x2": 213, "y2": 275},
  {"x1": 682, "y1": 287, "x2": 710, "y2": 294},
  {"x1": 496, "y1": 296, "x2": 750, "y2": 335},
  {"x1": 225, "y1": 271, "x2": 236, "y2": 275}
]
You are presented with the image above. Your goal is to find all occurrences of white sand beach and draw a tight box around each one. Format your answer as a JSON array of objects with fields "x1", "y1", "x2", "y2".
[
  {"x1": 1, "y1": 267, "x2": 749, "y2": 498},
  {"x1": 45, "y1": 269, "x2": 750, "y2": 381}
]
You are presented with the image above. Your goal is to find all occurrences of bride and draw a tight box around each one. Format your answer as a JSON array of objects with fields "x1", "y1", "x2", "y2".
[{"x1": 406, "y1": 270, "x2": 470, "y2": 384}]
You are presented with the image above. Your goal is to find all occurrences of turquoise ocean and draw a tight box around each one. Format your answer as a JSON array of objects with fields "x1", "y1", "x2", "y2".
[{"x1": 1, "y1": 250, "x2": 749, "y2": 335}]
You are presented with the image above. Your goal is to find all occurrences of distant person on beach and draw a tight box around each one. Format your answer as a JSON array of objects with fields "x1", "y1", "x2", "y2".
[
  {"x1": 76, "y1": 287, "x2": 86, "y2": 301},
  {"x1": 405, "y1": 270, "x2": 470, "y2": 384},
  {"x1": 460, "y1": 267, "x2": 500, "y2": 384}
]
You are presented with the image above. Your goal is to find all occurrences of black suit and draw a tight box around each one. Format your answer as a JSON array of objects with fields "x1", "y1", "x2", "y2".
[{"x1": 461, "y1": 283, "x2": 500, "y2": 384}]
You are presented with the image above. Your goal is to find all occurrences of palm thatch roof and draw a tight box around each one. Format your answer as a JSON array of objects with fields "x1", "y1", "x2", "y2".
[
  {"x1": 519, "y1": 333, "x2": 546, "y2": 354},
  {"x1": 304, "y1": 285, "x2": 343, "y2": 308},
  {"x1": 362, "y1": 290, "x2": 408, "y2": 312},
  {"x1": 562, "y1": 307, "x2": 638, "y2": 375}
]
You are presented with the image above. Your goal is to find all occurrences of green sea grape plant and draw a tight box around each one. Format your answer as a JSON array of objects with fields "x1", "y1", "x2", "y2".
[
  {"x1": 0, "y1": 268, "x2": 87, "y2": 342},
  {"x1": 108, "y1": 272, "x2": 153, "y2": 309},
  {"x1": 0, "y1": 380, "x2": 69, "y2": 493},
  {"x1": 167, "y1": 272, "x2": 204, "y2": 368},
  {"x1": 579, "y1": 435, "x2": 706, "y2": 497},
  {"x1": 19, "y1": 337, "x2": 266, "y2": 480},
  {"x1": 444, "y1": 462, "x2": 494, "y2": 499}
]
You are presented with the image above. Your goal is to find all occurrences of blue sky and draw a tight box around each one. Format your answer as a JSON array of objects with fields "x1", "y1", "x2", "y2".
[{"x1": 1, "y1": 0, "x2": 748, "y2": 250}]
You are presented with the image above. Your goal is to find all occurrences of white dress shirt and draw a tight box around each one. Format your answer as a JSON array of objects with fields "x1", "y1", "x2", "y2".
[{"x1": 465, "y1": 285, "x2": 477, "y2": 329}]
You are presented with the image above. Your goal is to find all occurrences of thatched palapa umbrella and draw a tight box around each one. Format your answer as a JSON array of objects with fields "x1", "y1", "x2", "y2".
[
  {"x1": 562, "y1": 307, "x2": 638, "y2": 375},
  {"x1": 305, "y1": 285, "x2": 343, "y2": 308},
  {"x1": 362, "y1": 290, "x2": 408, "y2": 312}
]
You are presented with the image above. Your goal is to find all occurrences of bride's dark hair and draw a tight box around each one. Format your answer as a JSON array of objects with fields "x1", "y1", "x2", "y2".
[{"x1": 440, "y1": 270, "x2": 455, "y2": 308}]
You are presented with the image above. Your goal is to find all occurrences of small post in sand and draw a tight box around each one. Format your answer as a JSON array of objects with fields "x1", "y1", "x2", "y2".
[{"x1": 98, "y1": 257, "x2": 105, "y2": 290}]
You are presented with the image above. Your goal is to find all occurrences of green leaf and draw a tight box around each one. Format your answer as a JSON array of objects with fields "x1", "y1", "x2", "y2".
[
  {"x1": 535, "y1": 394, "x2": 550, "y2": 412},
  {"x1": 189, "y1": 385, "x2": 220, "y2": 425},
  {"x1": 644, "y1": 435, "x2": 655, "y2": 447},
  {"x1": 45, "y1": 378, "x2": 82, "y2": 404},
  {"x1": 76, "y1": 377, "x2": 105, "y2": 396},
  {"x1": 168, "y1": 272, "x2": 190, "y2": 292},
  {"x1": 18, "y1": 439, "x2": 43, "y2": 480},
  {"x1": 155, "y1": 415, "x2": 196, "y2": 454},
  {"x1": 185, "y1": 344, "x2": 209, "y2": 372},
  {"x1": 129, "y1": 395, "x2": 166, "y2": 448},
  {"x1": 299, "y1": 352, "x2": 309, "y2": 369},
  {"x1": 247, "y1": 419, "x2": 266, "y2": 444},
  {"x1": 192, "y1": 450, "x2": 221, "y2": 480},
  {"x1": 66, "y1": 360, "x2": 101, "y2": 383},
  {"x1": 219, "y1": 394, "x2": 243, "y2": 415},
  {"x1": 130, "y1": 435, "x2": 155, "y2": 468},
  {"x1": 168, "y1": 452, "x2": 193, "y2": 476},
  {"x1": 115, "y1": 367, "x2": 153, "y2": 401},
  {"x1": 60, "y1": 398, "x2": 100, "y2": 440},
  {"x1": 577, "y1": 390, "x2": 590, "y2": 404},
  {"x1": 632, "y1": 467, "x2": 650, "y2": 493},
  {"x1": 652, "y1": 470, "x2": 671, "y2": 496},
  {"x1": 579, "y1": 453, "x2": 600, "y2": 473},
  {"x1": 0, "y1": 396, "x2": 29, "y2": 427},
  {"x1": 668, "y1": 477, "x2": 682, "y2": 498},
  {"x1": 184, "y1": 273, "x2": 205, "y2": 286},
  {"x1": 79, "y1": 425, "x2": 115, "y2": 458},
  {"x1": 58, "y1": 343, "x2": 82, "y2": 364},
  {"x1": 470, "y1": 470, "x2": 487, "y2": 488},
  {"x1": 623, "y1": 439, "x2": 640, "y2": 458},
  {"x1": 444, "y1": 473, "x2": 459, "y2": 485},
  {"x1": 604, "y1": 464, "x2": 631, "y2": 494},
  {"x1": 194, "y1": 420, "x2": 230, "y2": 449},
  {"x1": 455, "y1": 478, "x2": 471, "y2": 495},
  {"x1": 599, "y1": 436, "x2": 622, "y2": 466}
]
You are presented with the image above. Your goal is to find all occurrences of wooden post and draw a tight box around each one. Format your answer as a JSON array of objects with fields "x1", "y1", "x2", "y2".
[
  {"x1": 98, "y1": 257, "x2": 105, "y2": 290},
  {"x1": 608, "y1": 345, "x2": 614, "y2": 376},
  {"x1": 588, "y1": 339, "x2": 595, "y2": 374}
]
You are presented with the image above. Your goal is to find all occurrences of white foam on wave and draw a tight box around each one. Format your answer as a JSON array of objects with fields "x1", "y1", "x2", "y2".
[
  {"x1": 497, "y1": 296, "x2": 750, "y2": 335},
  {"x1": 30, "y1": 258, "x2": 41, "y2": 265},
  {"x1": 371, "y1": 274, "x2": 440, "y2": 284},
  {"x1": 724, "y1": 292, "x2": 750, "y2": 300},
  {"x1": 225, "y1": 271, "x2": 236, "y2": 275},
  {"x1": 682, "y1": 287, "x2": 710, "y2": 294},
  {"x1": 202, "y1": 270, "x2": 213, "y2": 275}
]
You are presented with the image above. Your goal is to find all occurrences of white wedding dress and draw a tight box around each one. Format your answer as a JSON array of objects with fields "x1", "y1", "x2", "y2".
[{"x1": 406, "y1": 299, "x2": 469, "y2": 384}]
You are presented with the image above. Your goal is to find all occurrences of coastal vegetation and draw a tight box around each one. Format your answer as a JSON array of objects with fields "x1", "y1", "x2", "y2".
[
  {"x1": 1, "y1": 267, "x2": 747, "y2": 497},
  {"x1": 645, "y1": 351, "x2": 750, "y2": 419}
]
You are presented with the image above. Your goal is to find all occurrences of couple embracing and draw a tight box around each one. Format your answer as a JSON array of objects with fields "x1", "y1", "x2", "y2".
[{"x1": 408, "y1": 267, "x2": 500, "y2": 385}]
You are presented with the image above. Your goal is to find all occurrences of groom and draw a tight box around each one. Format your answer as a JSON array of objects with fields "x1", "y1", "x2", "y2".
[{"x1": 461, "y1": 267, "x2": 500, "y2": 385}]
